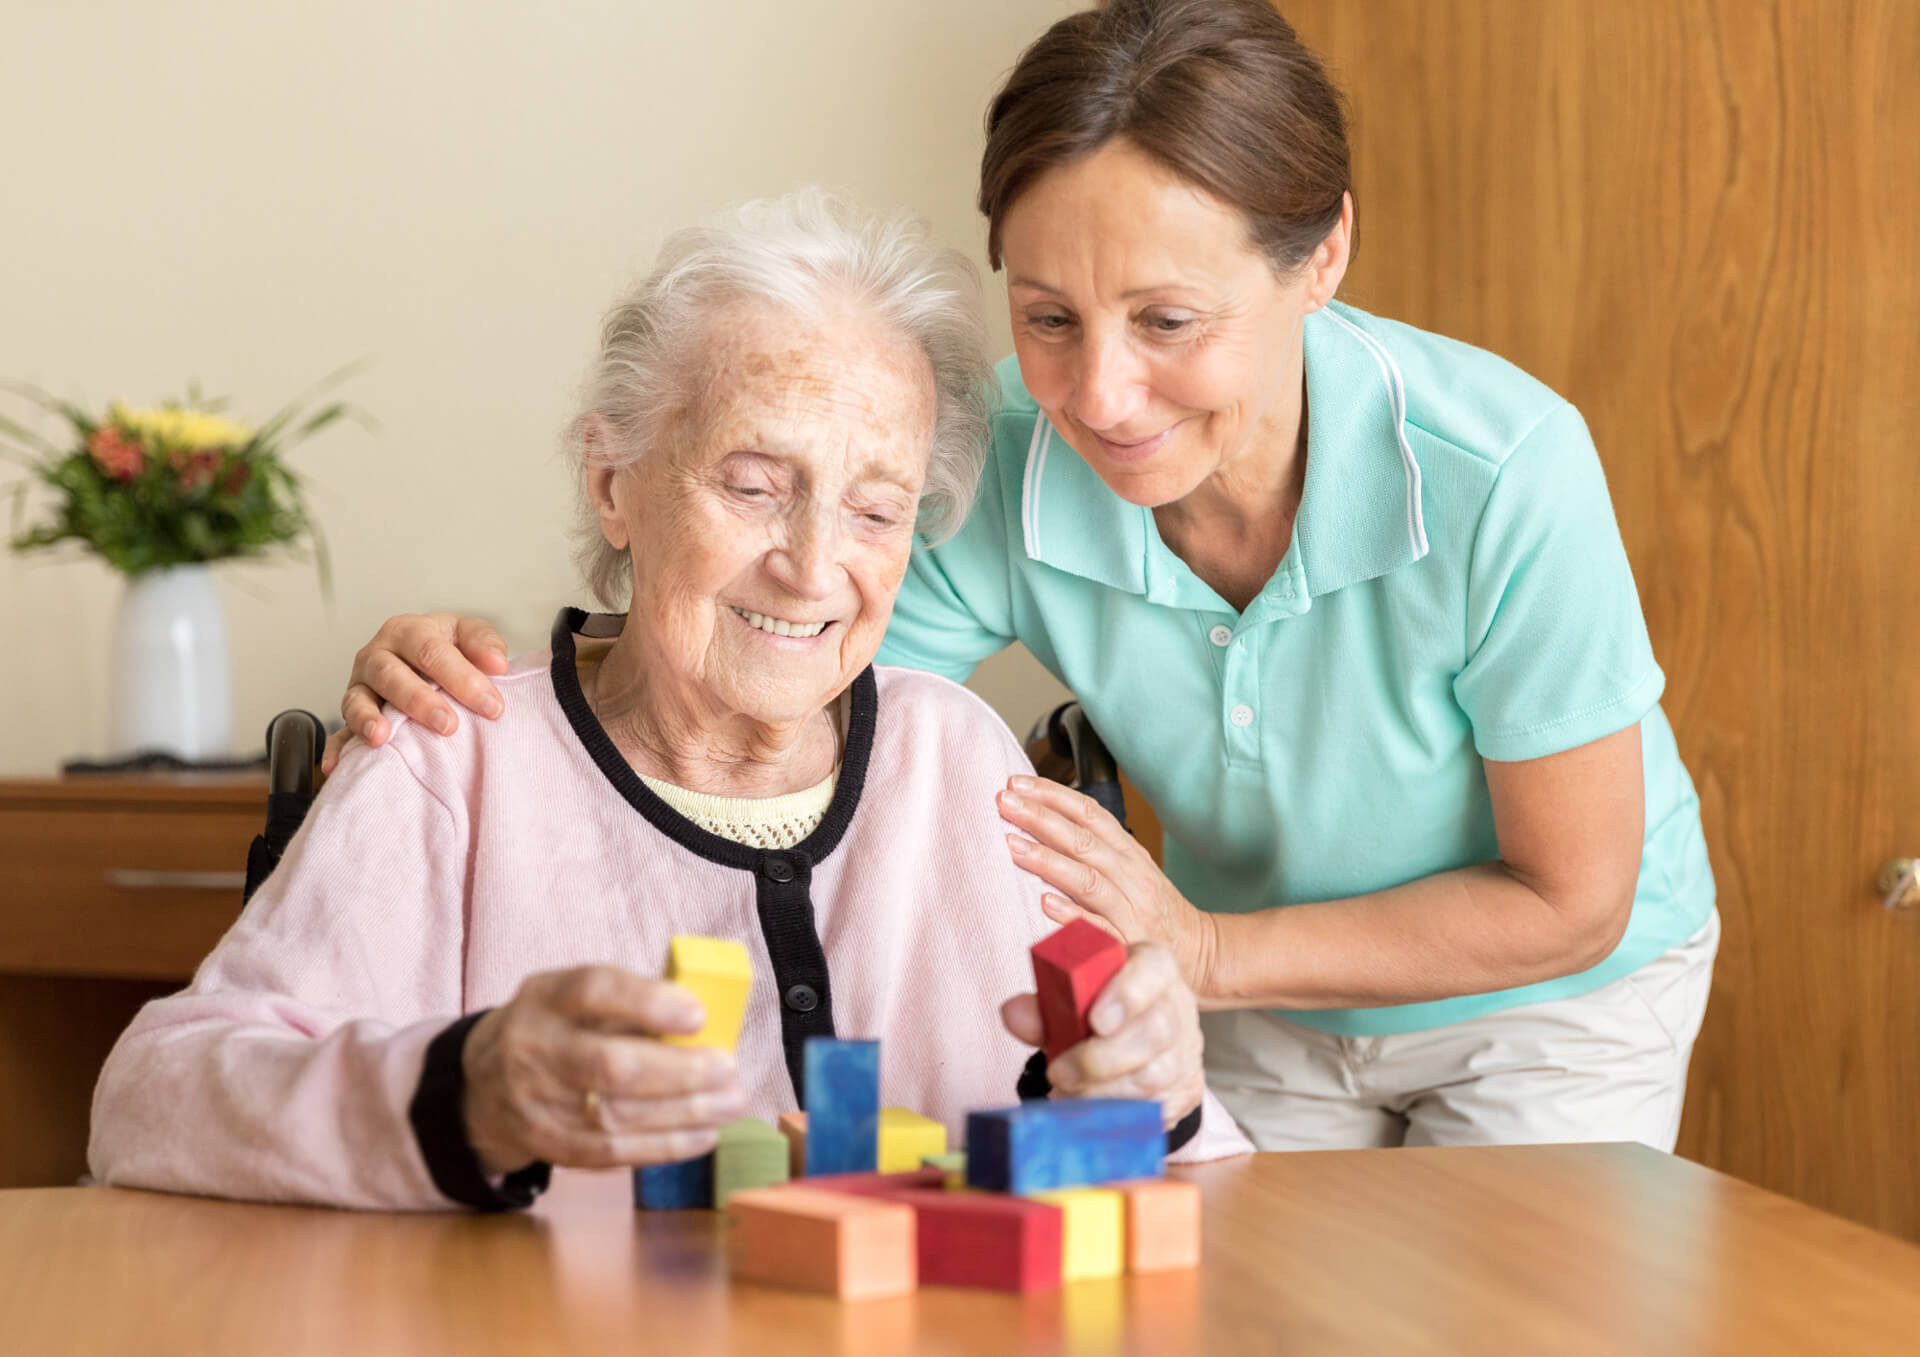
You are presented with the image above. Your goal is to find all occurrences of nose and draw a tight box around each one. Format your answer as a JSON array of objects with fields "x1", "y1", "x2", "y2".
[
  {"x1": 1070, "y1": 327, "x2": 1147, "y2": 432},
  {"x1": 764, "y1": 503, "x2": 843, "y2": 602}
]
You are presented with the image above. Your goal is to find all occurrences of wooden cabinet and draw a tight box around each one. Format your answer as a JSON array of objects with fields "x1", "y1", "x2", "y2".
[{"x1": 0, "y1": 777, "x2": 261, "y2": 1187}]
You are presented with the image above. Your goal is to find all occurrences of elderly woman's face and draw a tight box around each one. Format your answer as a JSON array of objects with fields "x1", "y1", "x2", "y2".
[
  {"x1": 1000, "y1": 138, "x2": 1348, "y2": 510},
  {"x1": 595, "y1": 301, "x2": 934, "y2": 726}
]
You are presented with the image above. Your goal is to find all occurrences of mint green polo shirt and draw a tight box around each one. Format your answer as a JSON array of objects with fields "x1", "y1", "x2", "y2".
[{"x1": 877, "y1": 299, "x2": 1714, "y2": 1037}]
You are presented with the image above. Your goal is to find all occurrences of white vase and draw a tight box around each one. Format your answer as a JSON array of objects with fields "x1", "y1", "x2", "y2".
[{"x1": 111, "y1": 564, "x2": 234, "y2": 759}]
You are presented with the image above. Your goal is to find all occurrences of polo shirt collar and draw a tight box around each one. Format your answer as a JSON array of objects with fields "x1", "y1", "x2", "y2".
[{"x1": 1017, "y1": 300, "x2": 1430, "y2": 612}]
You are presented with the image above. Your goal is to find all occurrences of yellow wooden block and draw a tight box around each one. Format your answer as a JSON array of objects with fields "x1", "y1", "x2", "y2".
[
  {"x1": 877, "y1": 1107, "x2": 947, "y2": 1173},
  {"x1": 663, "y1": 935, "x2": 751, "y2": 1050},
  {"x1": 1032, "y1": 1187, "x2": 1124, "y2": 1281}
]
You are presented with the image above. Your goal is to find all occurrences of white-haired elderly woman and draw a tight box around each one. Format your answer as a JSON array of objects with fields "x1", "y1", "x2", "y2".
[{"x1": 89, "y1": 190, "x2": 1249, "y2": 1212}]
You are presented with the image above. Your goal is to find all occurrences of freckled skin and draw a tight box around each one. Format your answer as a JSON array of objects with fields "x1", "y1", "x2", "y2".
[{"x1": 585, "y1": 299, "x2": 935, "y2": 795}]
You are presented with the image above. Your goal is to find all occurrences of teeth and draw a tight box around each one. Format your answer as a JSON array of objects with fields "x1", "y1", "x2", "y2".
[{"x1": 733, "y1": 607, "x2": 826, "y2": 638}]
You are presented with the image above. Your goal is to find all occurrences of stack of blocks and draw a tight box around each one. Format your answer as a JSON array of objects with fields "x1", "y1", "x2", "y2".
[{"x1": 714, "y1": 921, "x2": 1200, "y2": 1300}]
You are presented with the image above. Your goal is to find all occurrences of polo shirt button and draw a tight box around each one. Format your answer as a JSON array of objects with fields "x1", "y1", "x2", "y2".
[
  {"x1": 784, "y1": 983, "x2": 819, "y2": 1013},
  {"x1": 1209, "y1": 625, "x2": 1233, "y2": 647},
  {"x1": 764, "y1": 857, "x2": 795, "y2": 884},
  {"x1": 1229, "y1": 704, "x2": 1255, "y2": 728}
]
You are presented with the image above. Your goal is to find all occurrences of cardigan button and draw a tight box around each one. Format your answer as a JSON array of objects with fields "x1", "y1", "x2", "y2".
[
  {"x1": 784, "y1": 983, "x2": 819, "y2": 1013},
  {"x1": 764, "y1": 857, "x2": 795, "y2": 883}
]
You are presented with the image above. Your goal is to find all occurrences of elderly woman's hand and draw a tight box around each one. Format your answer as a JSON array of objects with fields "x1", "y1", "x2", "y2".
[
  {"x1": 997, "y1": 776, "x2": 1220, "y2": 998},
  {"x1": 1000, "y1": 942, "x2": 1205, "y2": 1129},
  {"x1": 321, "y1": 612, "x2": 511, "y2": 776},
  {"x1": 460, "y1": 965, "x2": 746, "y2": 1178}
]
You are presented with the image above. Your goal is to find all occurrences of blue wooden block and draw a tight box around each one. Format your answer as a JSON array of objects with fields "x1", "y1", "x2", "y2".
[
  {"x1": 803, "y1": 1038, "x2": 880, "y2": 1176},
  {"x1": 633, "y1": 1152, "x2": 714, "y2": 1209},
  {"x1": 965, "y1": 1099, "x2": 1164, "y2": 1195}
]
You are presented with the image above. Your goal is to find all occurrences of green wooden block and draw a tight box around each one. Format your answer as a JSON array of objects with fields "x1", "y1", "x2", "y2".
[
  {"x1": 922, "y1": 1151, "x2": 968, "y2": 1189},
  {"x1": 715, "y1": 1117, "x2": 791, "y2": 1205}
]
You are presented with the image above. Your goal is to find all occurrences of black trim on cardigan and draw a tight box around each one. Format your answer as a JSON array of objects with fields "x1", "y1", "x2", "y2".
[
  {"x1": 1015, "y1": 1049, "x2": 1205, "y2": 1155},
  {"x1": 549, "y1": 608, "x2": 877, "y2": 1103},
  {"x1": 408, "y1": 1010, "x2": 552, "y2": 1211}
]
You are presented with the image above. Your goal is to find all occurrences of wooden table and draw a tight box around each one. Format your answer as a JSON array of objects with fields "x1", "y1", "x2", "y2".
[{"x1": 3, "y1": 1145, "x2": 1916, "y2": 1355}]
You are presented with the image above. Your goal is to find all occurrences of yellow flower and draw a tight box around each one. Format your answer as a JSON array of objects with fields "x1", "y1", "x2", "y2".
[{"x1": 111, "y1": 404, "x2": 253, "y2": 452}]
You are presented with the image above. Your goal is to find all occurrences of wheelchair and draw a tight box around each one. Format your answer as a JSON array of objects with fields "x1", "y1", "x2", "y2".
[{"x1": 242, "y1": 701, "x2": 1129, "y2": 904}]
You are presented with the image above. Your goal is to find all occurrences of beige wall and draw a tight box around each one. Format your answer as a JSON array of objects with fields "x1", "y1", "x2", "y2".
[{"x1": 0, "y1": 0, "x2": 1075, "y2": 775}]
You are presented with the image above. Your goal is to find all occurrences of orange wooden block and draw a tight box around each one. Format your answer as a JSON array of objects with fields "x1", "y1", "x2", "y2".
[
  {"x1": 727, "y1": 1186, "x2": 917, "y2": 1300},
  {"x1": 1115, "y1": 1178, "x2": 1201, "y2": 1272},
  {"x1": 778, "y1": 1110, "x2": 807, "y2": 1178}
]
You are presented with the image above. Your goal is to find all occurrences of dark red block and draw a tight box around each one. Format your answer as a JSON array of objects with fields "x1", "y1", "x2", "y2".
[
  {"x1": 791, "y1": 1168, "x2": 946, "y2": 1197},
  {"x1": 1031, "y1": 918, "x2": 1128, "y2": 1058},
  {"x1": 888, "y1": 1189, "x2": 1064, "y2": 1292}
]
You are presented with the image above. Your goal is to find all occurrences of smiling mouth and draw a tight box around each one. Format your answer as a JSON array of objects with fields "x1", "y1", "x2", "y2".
[
  {"x1": 731, "y1": 607, "x2": 830, "y2": 639},
  {"x1": 1089, "y1": 422, "x2": 1181, "y2": 464}
]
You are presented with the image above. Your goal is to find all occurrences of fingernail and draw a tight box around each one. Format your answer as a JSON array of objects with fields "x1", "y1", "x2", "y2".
[
  {"x1": 1006, "y1": 834, "x2": 1031, "y2": 854},
  {"x1": 484, "y1": 697, "x2": 504, "y2": 718},
  {"x1": 1092, "y1": 1001, "x2": 1122, "y2": 1033},
  {"x1": 1010, "y1": 775, "x2": 1036, "y2": 790},
  {"x1": 432, "y1": 709, "x2": 455, "y2": 735},
  {"x1": 1000, "y1": 790, "x2": 1024, "y2": 810}
]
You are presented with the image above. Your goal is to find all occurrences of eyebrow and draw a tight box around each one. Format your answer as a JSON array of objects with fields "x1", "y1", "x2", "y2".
[{"x1": 1007, "y1": 276, "x2": 1199, "y2": 301}]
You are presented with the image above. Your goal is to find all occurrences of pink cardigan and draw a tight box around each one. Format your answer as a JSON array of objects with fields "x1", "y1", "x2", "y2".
[{"x1": 90, "y1": 616, "x2": 1250, "y2": 1210}]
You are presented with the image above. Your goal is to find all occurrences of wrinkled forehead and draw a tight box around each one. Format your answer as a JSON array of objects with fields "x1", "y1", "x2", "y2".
[{"x1": 678, "y1": 300, "x2": 937, "y2": 477}]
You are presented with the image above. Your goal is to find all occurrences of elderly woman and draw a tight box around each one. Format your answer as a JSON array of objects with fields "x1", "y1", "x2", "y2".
[
  {"x1": 332, "y1": 0, "x2": 1718, "y2": 1154},
  {"x1": 89, "y1": 189, "x2": 1247, "y2": 1211}
]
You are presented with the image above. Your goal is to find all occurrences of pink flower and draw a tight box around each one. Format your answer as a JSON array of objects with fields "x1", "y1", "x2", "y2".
[
  {"x1": 87, "y1": 427, "x2": 146, "y2": 482},
  {"x1": 169, "y1": 447, "x2": 223, "y2": 491}
]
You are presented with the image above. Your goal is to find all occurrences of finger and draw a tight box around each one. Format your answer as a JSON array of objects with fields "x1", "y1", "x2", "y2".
[
  {"x1": 454, "y1": 616, "x2": 512, "y2": 677},
  {"x1": 543, "y1": 966, "x2": 708, "y2": 1038},
  {"x1": 999, "y1": 993, "x2": 1044, "y2": 1048},
  {"x1": 1064, "y1": 1044, "x2": 1199, "y2": 1106},
  {"x1": 546, "y1": 1125, "x2": 723, "y2": 1172},
  {"x1": 1006, "y1": 831, "x2": 1121, "y2": 918},
  {"x1": 360, "y1": 649, "x2": 458, "y2": 735},
  {"x1": 406, "y1": 619, "x2": 505, "y2": 720},
  {"x1": 1047, "y1": 996, "x2": 1179, "y2": 1090},
  {"x1": 1042, "y1": 893, "x2": 1123, "y2": 942},
  {"x1": 321, "y1": 726, "x2": 354, "y2": 777},
  {"x1": 596, "y1": 1084, "x2": 748, "y2": 1134},
  {"x1": 339, "y1": 680, "x2": 392, "y2": 747},
  {"x1": 552, "y1": 1028, "x2": 737, "y2": 1100},
  {"x1": 1088, "y1": 945, "x2": 1181, "y2": 1038},
  {"x1": 999, "y1": 776, "x2": 1131, "y2": 854}
]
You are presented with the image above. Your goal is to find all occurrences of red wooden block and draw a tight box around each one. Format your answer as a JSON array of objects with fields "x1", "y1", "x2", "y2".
[
  {"x1": 888, "y1": 1188, "x2": 1064, "y2": 1293},
  {"x1": 795, "y1": 1168, "x2": 946, "y2": 1197},
  {"x1": 1031, "y1": 918, "x2": 1128, "y2": 1058}
]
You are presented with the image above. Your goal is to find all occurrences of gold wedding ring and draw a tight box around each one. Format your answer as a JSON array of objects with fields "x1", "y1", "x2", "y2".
[{"x1": 583, "y1": 1088, "x2": 607, "y2": 1132}]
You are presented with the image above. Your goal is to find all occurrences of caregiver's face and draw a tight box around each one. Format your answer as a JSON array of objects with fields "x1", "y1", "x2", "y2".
[
  {"x1": 601, "y1": 299, "x2": 934, "y2": 726},
  {"x1": 1000, "y1": 138, "x2": 1337, "y2": 509}
]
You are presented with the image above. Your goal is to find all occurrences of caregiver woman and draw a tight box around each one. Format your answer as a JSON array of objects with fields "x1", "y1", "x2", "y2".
[{"x1": 330, "y1": 0, "x2": 1717, "y2": 1151}]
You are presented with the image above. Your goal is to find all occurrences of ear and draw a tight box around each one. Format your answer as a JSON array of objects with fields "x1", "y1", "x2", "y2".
[
  {"x1": 1301, "y1": 191, "x2": 1354, "y2": 313},
  {"x1": 582, "y1": 417, "x2": 631, "y2": 552}
]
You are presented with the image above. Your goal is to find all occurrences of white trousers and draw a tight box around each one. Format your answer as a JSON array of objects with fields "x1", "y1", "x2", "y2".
[{"x1": 1198, "y1": 911, "x2": 1720, "y2": 1151}]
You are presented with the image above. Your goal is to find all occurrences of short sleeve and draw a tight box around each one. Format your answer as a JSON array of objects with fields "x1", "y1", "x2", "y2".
[
  {"x1": 875, "y1": 414, "x2": 1024, "y2": 682},
  {"x1": 1452, "y1": 402, "x2": 1665, "y2": 762}
]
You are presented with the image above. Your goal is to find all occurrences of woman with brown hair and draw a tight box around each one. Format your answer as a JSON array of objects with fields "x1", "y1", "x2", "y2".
[{"x1": 329, "y1": 0, "x2": 1716, "y2": 1152}]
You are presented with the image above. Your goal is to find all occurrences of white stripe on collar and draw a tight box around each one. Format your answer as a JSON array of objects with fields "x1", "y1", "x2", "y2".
[
  {"x1": 1021, "y1": 414, "x2": 1052, "y2": 560},
  {"x1": 1321, "y1": 308, "x2": 1430, "y2": 559}
]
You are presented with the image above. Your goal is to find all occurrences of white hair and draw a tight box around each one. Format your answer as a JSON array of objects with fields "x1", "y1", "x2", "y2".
[{"x1": 568, "y1": 187, "x2": 996, "y2": 608}]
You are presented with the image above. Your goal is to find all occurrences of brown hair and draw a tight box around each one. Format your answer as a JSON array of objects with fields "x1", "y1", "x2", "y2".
[{"x1": 979, "y1": 0, "x2": 1351, "y2": 274}]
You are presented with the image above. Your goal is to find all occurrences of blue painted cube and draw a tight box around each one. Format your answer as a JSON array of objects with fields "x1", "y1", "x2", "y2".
[
  {"x1": 965, "y1": 1099, "x2": 1164, "y2": 1195},
  {"x1": 802, "y1": 1037, "x2": 880, "y2": 1176},
  {"x1": 633, "y1": 1152, "x2": 714, "y2": 1209}
]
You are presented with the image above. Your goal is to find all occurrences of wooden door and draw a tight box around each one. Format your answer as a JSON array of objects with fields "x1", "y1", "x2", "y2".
[{"x1": 1277, "y1": 0, "x2": 1920, "y2": 1238}]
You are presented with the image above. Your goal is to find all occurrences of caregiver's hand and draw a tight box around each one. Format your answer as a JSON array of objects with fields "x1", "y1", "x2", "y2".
[
  {"x1": 322, "y1": 612, "x2": 510, "y2": 775},
  {"x1": 1000, "y1": 943, "x2": 1204, "y2": 1129},
  {"x1": 461, "y1": 965, "x2": 745, "y2": 1179},
  {"x1": 998, "y1": 775, "x2": 1220, "y2": 999}
]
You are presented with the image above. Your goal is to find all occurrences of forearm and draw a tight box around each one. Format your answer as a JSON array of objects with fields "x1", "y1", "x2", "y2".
[{"x1": 1196, "y1": 861, "x2": 1631, "y2": 1011}]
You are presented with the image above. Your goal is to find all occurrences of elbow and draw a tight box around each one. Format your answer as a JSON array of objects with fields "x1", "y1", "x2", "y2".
[{"x1": 1557, "y1": 878, "x2": 1636, "y2": 974}]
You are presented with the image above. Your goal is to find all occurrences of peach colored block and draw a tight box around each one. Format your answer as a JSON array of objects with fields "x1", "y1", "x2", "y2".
[
  {"x1": 778, "y1": 1110, "x2": 807, "y2": 1178},
  {"x1": 1115, "y1": 1178, "x2": 1201, "y2": 1272},
  {"x1": 727, "y1": 1186, "x2": 916, "y2": 1300}
]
